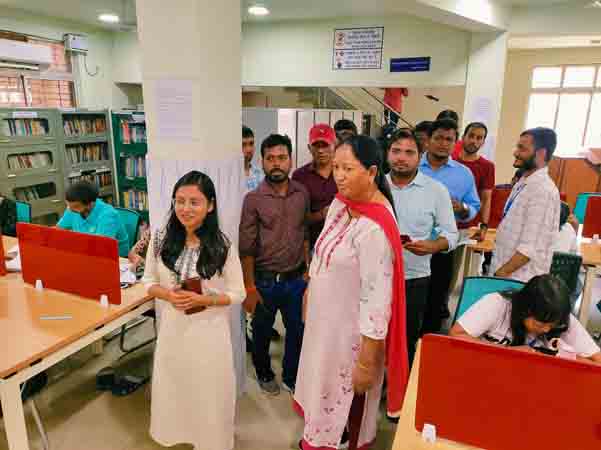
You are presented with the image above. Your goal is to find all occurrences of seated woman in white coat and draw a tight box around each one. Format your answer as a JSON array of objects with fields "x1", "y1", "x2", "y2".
[{"x1": 143, "y1": 170, "x2": 246, "y2": 450}]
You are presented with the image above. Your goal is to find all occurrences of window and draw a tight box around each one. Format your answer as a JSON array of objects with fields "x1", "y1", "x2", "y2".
[
  {"x1": 0, "y1": 35, "x2": 76, "y2": 108},
  {"x1": 526, "y1": 65, "x2": 601, "y2": 156}
]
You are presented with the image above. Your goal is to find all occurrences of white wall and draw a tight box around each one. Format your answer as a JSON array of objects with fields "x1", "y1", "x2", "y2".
[
  {"x1": 403, "y1": 86, "x2": 465, "y2": 125},
  {"x1": 242, "y1": 15, "x2": 470, "y2": 87},
  {"x1": 0, "y1": 6, "x2": 115, "y2": 109},
  {"x1": 111, "y1": 31, "x2": 142, "y2": 84},
  {"x1": 510, "y1": 4, "x2": 601, "y2": 36}
]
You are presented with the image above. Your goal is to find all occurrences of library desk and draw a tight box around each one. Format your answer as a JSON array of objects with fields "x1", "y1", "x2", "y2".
[
  {"x1": 391, "y1": 344, "x2": 480, "y2": 450},
  {"x1": 1, "y1": 236, "x2": 154, "y2": 450}
]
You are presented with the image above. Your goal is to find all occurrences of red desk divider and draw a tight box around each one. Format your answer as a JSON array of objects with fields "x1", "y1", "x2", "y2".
[
  {"x1": 17, "y1": 223, "x2": 121, "y2": 305},
  {"x1": 582, "y1": 196, "x2": 601, "y2": 238},
  {"x1": 0, "y1": 233, "x2": 6, "y2": 276},
  {"x1": 489, "y1": 187, "x2": 512, "y2": 229},
  {"x1": 416, "y1": 334, "x2": 601, "y2": 450}
]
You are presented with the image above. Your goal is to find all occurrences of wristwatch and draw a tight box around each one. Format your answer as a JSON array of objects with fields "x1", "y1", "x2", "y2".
[
  {"x1": 462, "y1": 202, "x2": 468, "y2": 215},
  {"x1": 480, "y1": 223, "x2": 489, "y2": 230}
]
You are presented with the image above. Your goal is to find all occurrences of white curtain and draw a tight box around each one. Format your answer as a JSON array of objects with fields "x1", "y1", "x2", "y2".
[{"x1": 146, "y1": 156, "x2": 247, "y2": 395}]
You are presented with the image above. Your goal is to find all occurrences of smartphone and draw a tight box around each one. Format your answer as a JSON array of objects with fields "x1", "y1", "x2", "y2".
[
  {"x1": 400, "y1": 234, "x2": 412, "y2": 245},
  {"x1": 181, "y1": 277, "x2": 206, "y2": 315}
]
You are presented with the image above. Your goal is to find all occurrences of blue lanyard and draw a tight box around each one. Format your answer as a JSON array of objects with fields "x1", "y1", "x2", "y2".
[{"x1": 502, "y1": 183, "x2": 526, "y2": 218}]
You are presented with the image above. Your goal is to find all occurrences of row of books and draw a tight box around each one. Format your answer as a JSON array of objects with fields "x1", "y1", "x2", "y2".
[
  {"x1": 63, "y1": 117, "x2": 107, "y2": 136},
  {"x1": 66, "y1": 143, "x2": 109, "y2": 165},
  {"x1": 7, "y1": 152, "x2": 53, "y2": 170},
  {"x1": 124, "y1": 156, "x2": 146, "y2": 178},
  {"x1": 14, "y1": 182, "x2": 56, "y2": 202},
  {"x1": 69, "y1": 171, "x2": 113, "y2": 187},
  {"x1": 122, "y1": 189, "x2": 148, "y2": 211},
  {"x1": 119, "y1": 120, "x2": 147, "y2": 144},
  {"x1": 1, "y1": 119, "x2": 49, "y2": 137}
]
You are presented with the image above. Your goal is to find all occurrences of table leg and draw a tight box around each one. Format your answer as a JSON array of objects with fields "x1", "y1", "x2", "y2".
[
  {"x1": 91, "y1": 339, "x2": 104, "y2": 355},
  {"x1": 579, "y1": 266, "x2": 595, "y2": 328},
  {"x1": 462, "y1": 247, "x2": 473, "y2": 281},
  {"x1": 0, "y1": 379, "x2": 30, "y2": 450}
]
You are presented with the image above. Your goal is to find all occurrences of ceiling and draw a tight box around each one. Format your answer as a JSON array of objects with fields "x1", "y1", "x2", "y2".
[{"x1": 0, "y1": 0, "x2": 591, "y2": 30}]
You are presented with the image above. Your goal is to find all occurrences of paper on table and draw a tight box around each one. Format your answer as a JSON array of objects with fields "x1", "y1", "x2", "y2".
[{"x1": 119, "y1": 262, "x2": 137, "y2": 284}]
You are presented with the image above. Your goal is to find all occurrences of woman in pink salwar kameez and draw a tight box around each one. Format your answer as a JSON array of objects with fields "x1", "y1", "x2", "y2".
[{"x1": 294, "y1": 135, "x2": 409, "y2": 450}]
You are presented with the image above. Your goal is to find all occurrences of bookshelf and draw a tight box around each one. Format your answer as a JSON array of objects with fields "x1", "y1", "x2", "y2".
[
  {"x1": 112, "y1": 110, "x2": 149, "y2": 223},
  {"x1": 59, "y1": 109, "x2": 115, "y2": 205},
  {"x1": 0, "y1": 108, "x2": 64, "y2": 223},
  {"x1": 0, "y1": 108, "x2": 119, "y2": 225}
]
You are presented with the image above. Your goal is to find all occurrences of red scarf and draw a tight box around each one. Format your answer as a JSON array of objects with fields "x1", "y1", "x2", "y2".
[{"x1": 335, "y1": 193, "x2": 409, "y2": 416}]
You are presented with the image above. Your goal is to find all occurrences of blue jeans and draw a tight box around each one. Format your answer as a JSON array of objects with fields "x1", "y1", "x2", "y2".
[{"x1": 251, "y1": 277, "x2": 306, "y2": 386}]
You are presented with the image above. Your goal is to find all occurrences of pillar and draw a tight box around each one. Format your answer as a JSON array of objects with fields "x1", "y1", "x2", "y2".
[{"x1": 462, "y1": 32, "x2": 508, "y2": 161}]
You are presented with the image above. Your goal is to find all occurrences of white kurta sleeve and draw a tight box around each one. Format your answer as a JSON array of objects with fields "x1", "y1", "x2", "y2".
[
  {"x1": 357, "y1": 225, "x2": 394, "y2": 340},
  {"x1": 222, "y1": 246, "x2": 246, "y2": 305}
]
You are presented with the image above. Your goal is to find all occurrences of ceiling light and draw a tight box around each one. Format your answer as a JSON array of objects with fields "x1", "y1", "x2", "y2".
[
  {"x1": 98, "y1": 13, "x2": 120, "y2": 24},
  {"x1": 248, "y1": 5, "x2": 270, "y2": 16}
]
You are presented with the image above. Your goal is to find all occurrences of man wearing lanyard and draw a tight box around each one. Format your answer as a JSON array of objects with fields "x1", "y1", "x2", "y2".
[
  {"x1": 419, "y1": 119, "x2": 480, "y2": 334},
  {"x1": 492, "y1": 128, "x2": 560, "y2": 282}
]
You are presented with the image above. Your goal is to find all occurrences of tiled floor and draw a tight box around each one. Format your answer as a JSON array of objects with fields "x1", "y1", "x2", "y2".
[
  {"x1": 0, "y1": 320, "x2": 396, "y2": 450},
  {"x1": 2, "y1": 270, "x2": 599, "y2": 450}
]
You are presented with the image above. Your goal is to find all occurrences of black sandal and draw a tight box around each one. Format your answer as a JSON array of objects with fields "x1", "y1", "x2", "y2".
[
  {"x1": 111, "y1": 374, "x2": 149, "y2": 396},
  {"x1": 96, "y1": 367, "x2": 115, "y2": 391}
]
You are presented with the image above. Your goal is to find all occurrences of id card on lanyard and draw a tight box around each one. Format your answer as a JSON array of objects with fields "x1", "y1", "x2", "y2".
[{"x1": 502, "y1": 183, "x2": 527, "y2": 218}]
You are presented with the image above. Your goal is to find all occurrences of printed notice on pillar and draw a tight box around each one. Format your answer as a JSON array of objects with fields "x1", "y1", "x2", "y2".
[
  {"x1": 155, "y1": 79, "x2": 194, "y2": 141},
  {"x1": 332, "y1": 27, "x2": 384, "y2": 70}
]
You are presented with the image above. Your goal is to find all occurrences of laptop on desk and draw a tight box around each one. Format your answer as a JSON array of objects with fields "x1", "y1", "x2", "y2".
[
  {"x1": 17, "y1": 223, "x2": 121, "y2": 305},
  {"x1": 416, "y1": 334, "x2": 601, "y2": 450}
]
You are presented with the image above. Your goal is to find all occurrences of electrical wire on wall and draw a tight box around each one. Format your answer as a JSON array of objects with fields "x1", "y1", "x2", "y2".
[{"x1": 83, "y1": 53, "x2": 100, "y2": 77}]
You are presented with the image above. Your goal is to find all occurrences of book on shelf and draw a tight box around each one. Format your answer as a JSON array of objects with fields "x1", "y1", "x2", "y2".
[
  {"x1": 69, "y1": 170, "x2": 113, "y2": 188},
  {"x1": 7, "y1": 152, "x2": 53, "y2": 170},
  {"x1": 14, "y1": 183, "x2": 56, "y2": 202},
  {"x1": 119, "y1": 119, "x2": 146, "y2": 144},
  {"x1": 63, "y1": 117, "x2": 107, "y2": 136},
  {"x1": 2, "y1": 119, "x2": 49, "y2": 137},
  {"x1": 124, "y1": 156, "x2": 147, "y2": 178},
  {"x1": 66, "y1": 143, "x2": 109, "y2": 165},
  {"x1": 122, "y1": 189, "x2": 148, "y2": 211}
]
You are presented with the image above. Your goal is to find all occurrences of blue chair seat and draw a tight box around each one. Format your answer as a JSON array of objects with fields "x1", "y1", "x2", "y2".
[{"x1": 453, "y1": 277, "x2": 526, "y2": 324}]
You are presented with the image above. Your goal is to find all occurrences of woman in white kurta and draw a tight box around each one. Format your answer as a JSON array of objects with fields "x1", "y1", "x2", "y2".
[
  {"x1": 143, "y1": 171, "x2": 245, "y2": 450},
  {"x1": 295, "y1": 136, "x2": 409, "y2": 450}
]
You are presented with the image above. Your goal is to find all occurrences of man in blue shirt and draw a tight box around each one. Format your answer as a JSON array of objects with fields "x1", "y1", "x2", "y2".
[
  {"x1": 57, "y1": 181, "x2": 129, "y2": 256},
  {"x1": 386, "y1": 129, "x2": 458, "y2": 367},
  {"x1": 243, "y1": 125, "x2": 264, "y2": 192},
  {"x1": 419, "y1": 118, "x2": 481, "y2": 333}
]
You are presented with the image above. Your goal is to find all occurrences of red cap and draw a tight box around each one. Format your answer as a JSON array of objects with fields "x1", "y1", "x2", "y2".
[{"x1": 309, "y1": 123, "x2": 336, "y2": 145}]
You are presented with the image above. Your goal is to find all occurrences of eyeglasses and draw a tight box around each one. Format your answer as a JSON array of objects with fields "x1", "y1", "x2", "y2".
[{"x1": 172, "y1": 199, "x2": 204, "y2": 209}]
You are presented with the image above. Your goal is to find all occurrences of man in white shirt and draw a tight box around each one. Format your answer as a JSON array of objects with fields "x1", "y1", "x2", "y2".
[{"x1": 492, "y1": 127, "x2": 560, "y2": 282}]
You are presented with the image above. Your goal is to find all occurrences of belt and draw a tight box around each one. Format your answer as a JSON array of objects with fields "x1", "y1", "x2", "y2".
[{"x1": 255, "y1": 264, "x2": 306, "y2": 283}]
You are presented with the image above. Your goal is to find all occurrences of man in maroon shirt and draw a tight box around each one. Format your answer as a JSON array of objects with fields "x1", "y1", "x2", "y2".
[
  {"x1": 239, "y1": 134, "x2": 310, "y2": 396},
  {"x1": 292, "y1": 123, "x2": 338, "y2": 249},
  {"x1": 455, "y1": 122, "x2": 495, "y2": 241}
]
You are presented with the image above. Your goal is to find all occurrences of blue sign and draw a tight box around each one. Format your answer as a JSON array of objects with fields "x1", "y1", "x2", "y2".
[{"x1": 390, "y1": 57, "x2": 431, "y2": 73}]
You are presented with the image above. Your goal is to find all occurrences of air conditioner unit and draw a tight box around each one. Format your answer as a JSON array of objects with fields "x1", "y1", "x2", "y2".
[{"x1": 0, "y1": 39, "x2": 53, "y2": 72}]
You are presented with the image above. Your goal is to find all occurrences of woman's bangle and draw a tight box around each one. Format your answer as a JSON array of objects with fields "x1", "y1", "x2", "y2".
[
  {"x1": 356, "y1": 360, "x2": 371, "y2": 372},
  {"x1": 246, "y1": 286, "x2": 257, "y2": 294}
]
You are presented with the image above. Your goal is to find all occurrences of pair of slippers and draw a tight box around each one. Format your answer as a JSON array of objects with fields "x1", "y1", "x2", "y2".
[{"x1": 96, "y1": 367, "x2": 149, "y2": 396}]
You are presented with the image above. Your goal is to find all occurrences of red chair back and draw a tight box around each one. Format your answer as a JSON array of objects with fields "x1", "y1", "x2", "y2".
[
  {"x1": 582, "y1": 196, "x2": 601, "y2": 238},
  {"x1": 489, "y1": 186, "x2": 512, "y2": 229}
]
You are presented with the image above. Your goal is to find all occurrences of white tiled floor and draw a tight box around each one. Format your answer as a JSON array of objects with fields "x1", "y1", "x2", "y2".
[{"x1": 0, "y1": 321, "x2": 397, "y2": 450}]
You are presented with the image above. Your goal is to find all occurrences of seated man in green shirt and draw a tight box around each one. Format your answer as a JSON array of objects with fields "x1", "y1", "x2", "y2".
[{"x1": 57, "y1": 181, "x2": 129, "y2": 256}]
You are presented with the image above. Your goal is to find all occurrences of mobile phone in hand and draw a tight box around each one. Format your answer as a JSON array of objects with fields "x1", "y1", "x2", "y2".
[{"x1": 400, "y1": 234, "x2": 412, "y2": 245}]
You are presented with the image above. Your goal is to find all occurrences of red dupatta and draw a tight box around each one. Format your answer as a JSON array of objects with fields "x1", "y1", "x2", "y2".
[{"x1": 336, "y1": 193, "x2": 409, "y2": 416}]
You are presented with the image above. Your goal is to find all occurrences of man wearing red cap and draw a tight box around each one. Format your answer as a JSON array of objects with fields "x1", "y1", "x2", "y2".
[{"x1": 292, "y1": 123, "x2": 338, "y2": 249}]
